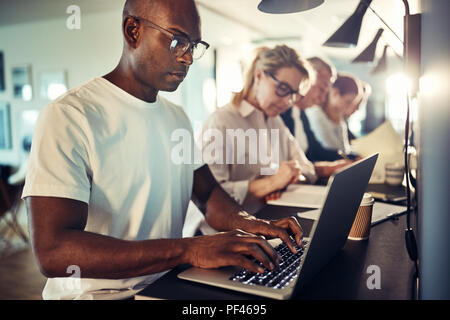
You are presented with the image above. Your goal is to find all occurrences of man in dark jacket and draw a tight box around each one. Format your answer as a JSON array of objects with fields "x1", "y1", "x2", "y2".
[{"x1": 281, "y1": 57, "x2": 358, "y2": 162}]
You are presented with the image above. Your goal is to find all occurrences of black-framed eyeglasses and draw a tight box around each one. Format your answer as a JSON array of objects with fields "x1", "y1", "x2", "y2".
[
  {"x1": 264, "y1": 71, "x2": 304, "y2": 102},
  {"x1": 130, "y1": 15, "x2": 210, "y2": 60}
]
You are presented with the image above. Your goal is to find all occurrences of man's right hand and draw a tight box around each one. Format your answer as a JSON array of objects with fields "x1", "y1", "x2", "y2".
[{"x1": 185, "y1": 230, "x2": 281, "y2": 274}]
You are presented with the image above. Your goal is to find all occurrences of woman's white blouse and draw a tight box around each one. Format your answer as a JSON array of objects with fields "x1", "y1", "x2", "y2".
[{"x1": 199, "y1": 100, "x2": 317, "y2": 214}]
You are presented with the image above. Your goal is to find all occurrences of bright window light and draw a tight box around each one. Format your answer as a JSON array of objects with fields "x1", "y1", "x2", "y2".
[
  {"x1": 419, "y1": 73, "x2": 443, "y2": 97},
  {"x1": 202, "y1": 78, "x2": 217, "y2": 115},
  {"x1": 217, "y1": 61, "x2": 243, "y2": 107},
  {"x1": 22, "y1": 85, "x2": 33, "y2": 101},
  {"x1": 22, "y1": 110, "x2": 39, "y2": 126},
  {"x1": 385, "y1": 73, "x2": 417, "y2": 133},
  {"x1": 47, "y1": 83, "x2": 68, "y2": 100}
]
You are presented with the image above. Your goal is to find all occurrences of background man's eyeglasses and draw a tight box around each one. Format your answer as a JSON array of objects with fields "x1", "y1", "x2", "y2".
[{"x1": 131, "y1": 16, "x2": 210, "y2": 60}]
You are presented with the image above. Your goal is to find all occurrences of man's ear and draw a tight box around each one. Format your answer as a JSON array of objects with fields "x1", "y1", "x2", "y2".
[{"x1": 123, "y1": 16, "x2": 140, "y2": 49}]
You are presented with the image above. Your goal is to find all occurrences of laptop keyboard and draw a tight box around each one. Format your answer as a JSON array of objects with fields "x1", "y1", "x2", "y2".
[{"x1": 229, "y1": 239, "x2": 308, "y2": 290}]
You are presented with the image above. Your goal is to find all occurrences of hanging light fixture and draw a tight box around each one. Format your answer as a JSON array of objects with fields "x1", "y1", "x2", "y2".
[
  {"x1": 371, "y1": 44, "x2": 404, "y2": 74},
  {"x1": 258, "y1": 0, "x2": 324, "y2": 14},
  {"x1": 352, "y1": 28, "x2": 384, "y2": 63},
  {"x1": 371, "y1": 45, "x2": 389, "y2": 74},
  {"x1": 323, "y1": 0, "x2": 373, "y2": 48}
]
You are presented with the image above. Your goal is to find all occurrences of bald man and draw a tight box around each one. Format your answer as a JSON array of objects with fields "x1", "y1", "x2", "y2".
[
  {"x1": 281, "y1": 57, "x2": 355, "y2": 178},
  {"x1": 22, "y1": 0, "x2": 303, "y2": 300}
]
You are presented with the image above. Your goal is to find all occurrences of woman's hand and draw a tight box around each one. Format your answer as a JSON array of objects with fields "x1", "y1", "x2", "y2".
[
  {"x1": 314, "y1": 159, "x2": 353, "y2": 178},
  {"x1": 264, "y1": 190, "x2": 281, "y2": 202},
  {"x1": 270, "y1": 160, "x2": 301, "y2": 190}
]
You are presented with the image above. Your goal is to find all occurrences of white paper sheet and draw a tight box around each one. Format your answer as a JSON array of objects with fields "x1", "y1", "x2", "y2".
[
  {"x1": 297, "y1": 201, "x2": 407, "y2": 225},
  {"x1": 351, "y1": 121, "x2": 404, "y2": 183},
  {"x1": 267, "y1": 184, "x2": 328, "y2": 208}
]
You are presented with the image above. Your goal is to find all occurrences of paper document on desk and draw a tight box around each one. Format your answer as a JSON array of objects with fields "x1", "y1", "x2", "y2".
[
  {"x1": 267, "y1": 184, "x2": 327, "y2": 208},
  {"x1": 370, "y1": 201, "x2": 407, "y2": 224},
  {"x1": 351, "y1": 121, "x2": 403, "y2": 183},
  {"x1": 297, "y1": 201, "x2": 407, "y2": 225}
]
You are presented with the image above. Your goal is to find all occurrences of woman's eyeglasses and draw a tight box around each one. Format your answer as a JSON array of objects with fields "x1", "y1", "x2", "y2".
[
  {"x1": 264, "y1": 71, "x2": 304, "y2": 103},
  {"x1": 131, "y1": 16, "x2": 210, "y2": 60}
]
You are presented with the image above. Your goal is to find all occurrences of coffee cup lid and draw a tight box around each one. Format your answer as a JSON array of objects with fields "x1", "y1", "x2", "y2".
[{"x1": 360, "y1": 193, "x2": 375, "y2": 206}]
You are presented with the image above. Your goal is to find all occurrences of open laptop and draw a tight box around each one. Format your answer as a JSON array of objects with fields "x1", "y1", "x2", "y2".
[{"x1": 177, "y1": 154, "x2": 379, "y2": 300}]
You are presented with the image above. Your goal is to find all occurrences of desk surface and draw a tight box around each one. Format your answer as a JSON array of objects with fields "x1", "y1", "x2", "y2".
[{"x1": 137, "y1": 204, "x2": 415, "y2": 300}]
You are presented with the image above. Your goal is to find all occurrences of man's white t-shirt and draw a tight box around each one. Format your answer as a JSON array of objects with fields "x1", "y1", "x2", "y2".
[{"x1": 22, "y1": 77, "x2": 201, "y2": 300}]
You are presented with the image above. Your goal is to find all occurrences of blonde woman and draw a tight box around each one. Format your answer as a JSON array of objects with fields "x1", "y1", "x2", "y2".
[{"x1": 198, "y1": 46, "x2": 350, "y2": 215}]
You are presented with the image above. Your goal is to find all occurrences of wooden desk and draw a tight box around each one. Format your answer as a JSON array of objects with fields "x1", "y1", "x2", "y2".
[{"x1": 137, "y1": 205, "x2": 415, "y2": 300}]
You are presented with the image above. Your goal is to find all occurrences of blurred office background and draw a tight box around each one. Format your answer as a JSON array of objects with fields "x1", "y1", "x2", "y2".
[{"x1": 0, "y1": 0, "x2": 421, "y2": 167}]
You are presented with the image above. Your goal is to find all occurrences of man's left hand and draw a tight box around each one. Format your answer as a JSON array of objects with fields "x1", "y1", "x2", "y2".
[{"x1": 235, "y1": 215, "x2": 304, "y2": 254}]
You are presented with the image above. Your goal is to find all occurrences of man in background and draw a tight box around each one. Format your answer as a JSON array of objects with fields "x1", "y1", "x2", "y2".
[{"x1": 281, "y1": 57, "x2": 358, "y2": 162}]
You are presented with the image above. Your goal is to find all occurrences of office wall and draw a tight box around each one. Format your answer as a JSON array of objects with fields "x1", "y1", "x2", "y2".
[
  {"x1": 418, "y1": 0, "x2": 450, "y2": 299},
  {"x1": 0, "y1": 10, "x2": 126, "y2": 165}
]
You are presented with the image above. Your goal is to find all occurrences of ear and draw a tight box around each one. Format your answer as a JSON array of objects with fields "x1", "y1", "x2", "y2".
[
  {"x1": 123, "y1": 16, "x2": 140, "y2": 49},
  {"x1": 254, "y1": 68, "x2": 264, "y2": 86}
]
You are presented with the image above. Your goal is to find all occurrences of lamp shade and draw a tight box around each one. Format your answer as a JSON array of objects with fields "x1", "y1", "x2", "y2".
[
  {"x1": 352, "y1": 28, "x2": 384, "y2": 63},
  {"x1": 371, "y1": 45, "x2": 389, "y2": 74},
  {"x1": 323, "y1": 0, "x2": 373, "y2": 48},
  {"x1": 258, "y1": 0, "x2": 324, "y2": 14}
]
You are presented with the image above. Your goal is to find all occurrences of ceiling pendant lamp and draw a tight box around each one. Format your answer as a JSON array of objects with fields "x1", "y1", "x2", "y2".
[
  {"x1": 323, "y1": 0, "x2": 373, "y2": 48},
  {"x1": 258, "y1": 0, "x2": 324, "y2": 14},
  {"x1": 352, "y1": 28, "x2": 384, "y2": 63},
  {"x1": 371, "y1": 45, "x2": 389, "y2": 74}
]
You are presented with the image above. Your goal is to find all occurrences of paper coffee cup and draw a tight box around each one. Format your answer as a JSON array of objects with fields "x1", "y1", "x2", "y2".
[
  {"x1": 385, "y1": 162, "x2": 404, "y2": 186},
  {"x1": 348, "y1": 193, "x2": 375, "y2": 241}
]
